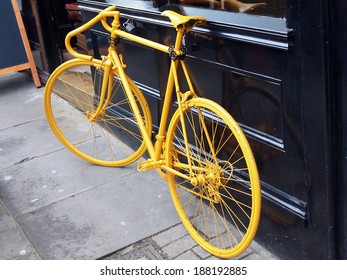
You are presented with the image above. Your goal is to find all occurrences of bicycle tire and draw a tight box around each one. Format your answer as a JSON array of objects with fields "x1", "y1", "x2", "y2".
[
  {"x1": 44, "y1": 58, "x2": 152, "y2": 166},
  {"x1": 165, "y1": 97, "x2": 261, "y2": 258}
]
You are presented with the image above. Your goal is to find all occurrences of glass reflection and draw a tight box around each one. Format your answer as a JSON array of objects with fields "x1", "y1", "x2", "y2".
[
  {"x1": 178, "y1": 0, "x2": 266, "y2": 13},
  {"x1": 153, "y1": 0, "x2": 286, "y2": 18}
]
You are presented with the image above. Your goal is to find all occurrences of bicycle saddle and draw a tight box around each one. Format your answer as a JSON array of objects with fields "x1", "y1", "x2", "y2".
[{"x1": 161, "y1": 10, "x2": 206, "y2": 31}]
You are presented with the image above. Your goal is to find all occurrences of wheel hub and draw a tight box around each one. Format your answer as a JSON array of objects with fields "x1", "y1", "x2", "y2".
[
  {"x1": 190, "y1": 161, "x2": 234, "y2": 203},
  {"x1": 86, "y1": 109, "x2": 105, "y2": 122}
]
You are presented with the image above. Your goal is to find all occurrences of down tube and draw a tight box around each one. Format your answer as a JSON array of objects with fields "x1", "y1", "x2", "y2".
[{"x1": 110, "y1": 50, "x2": 156, "y2": 158}]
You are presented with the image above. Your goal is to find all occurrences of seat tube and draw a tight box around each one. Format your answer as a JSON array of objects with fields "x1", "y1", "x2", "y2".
[{"x1": 153, "y1": 60, "x2": 177, "y2": 161}]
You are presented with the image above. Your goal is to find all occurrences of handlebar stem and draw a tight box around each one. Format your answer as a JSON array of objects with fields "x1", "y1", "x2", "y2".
[{"x1": 65, "y1": 5, "x2": 118, "y2": 60}]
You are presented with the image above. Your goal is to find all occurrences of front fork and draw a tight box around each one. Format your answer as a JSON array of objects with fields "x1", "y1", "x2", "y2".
[{"x1": 87, "y1": 57, "x2": 113, "y2": 122}]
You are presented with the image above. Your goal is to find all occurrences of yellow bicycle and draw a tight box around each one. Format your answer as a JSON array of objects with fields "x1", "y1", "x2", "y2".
[{"x1": 44, "y1": 5, "x2": 261, "y2": 259}]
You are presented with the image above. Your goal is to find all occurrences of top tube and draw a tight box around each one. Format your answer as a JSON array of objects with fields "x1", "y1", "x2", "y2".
[{"x1": 64, "y1": 5, "x2": 206, "y2": 60}]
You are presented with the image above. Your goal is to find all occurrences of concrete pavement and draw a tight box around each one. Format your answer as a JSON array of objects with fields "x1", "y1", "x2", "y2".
[{"x1": 0, "y1": 72, "x2": 277, "y2": 260}]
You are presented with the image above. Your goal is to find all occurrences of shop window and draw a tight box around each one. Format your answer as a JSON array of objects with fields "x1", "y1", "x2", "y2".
[
  {"x1": 109, "y1": 0, "x2": 289, "y2": 41},
  {"x1": 153, "y1": 0, "x2": 286, "y2": 19}
]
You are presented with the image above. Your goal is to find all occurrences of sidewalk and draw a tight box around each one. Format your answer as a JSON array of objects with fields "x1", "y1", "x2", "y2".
[{"x1": 0, "y1": 72, "x2": 278, "y2": 260}]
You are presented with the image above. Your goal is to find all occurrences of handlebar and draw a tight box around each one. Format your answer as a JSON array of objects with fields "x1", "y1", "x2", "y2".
[{"x1": 65, "y1": 5, "x2": 118, "y2": 60}]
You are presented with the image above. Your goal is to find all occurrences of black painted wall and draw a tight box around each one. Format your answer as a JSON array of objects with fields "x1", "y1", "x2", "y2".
[{"x1": 330, "y1": 0, "x2": 347, "y2": 259}]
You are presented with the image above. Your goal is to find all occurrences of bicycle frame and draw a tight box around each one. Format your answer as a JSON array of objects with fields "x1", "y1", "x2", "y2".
[
  {"x1": 65, "y1": 6, "x2": 198, "y2": 177},
  {"x1": 47, "y1": 6, "x2": 261, "y2": 258}
]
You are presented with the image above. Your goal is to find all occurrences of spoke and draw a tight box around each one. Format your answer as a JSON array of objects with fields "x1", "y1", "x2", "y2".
[
  {"x1": 92, "y1": 123, "x2": 99, "y2": 159},
  {"x1": 223, "y1": 184, "x2": 252, "y2": 197},
  {"x1": 167, "y1": 100, "x2": 258, "y2": 255},
  {"x1": 215, "y1": 126, "x2": 234, "y2": 156},
  {"x1": 100, "y1": 115, "x2": 143, "y2": 141},
  {"x1": 48, "y1": 62, "x2": 149, "y2": 165},
  {"x1": 177, "y1": 183, "x2": 210, "y2": 202},
  {"x1": 99, "y1": 119, "x2": 119, "y2": 161}
]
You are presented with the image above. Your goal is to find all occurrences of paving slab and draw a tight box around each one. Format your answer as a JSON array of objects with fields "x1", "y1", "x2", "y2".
[
  {"x1": 0, "y1": 147, "x2": 137, "y2": 217},
  {"x1": 0, "y1": 73, "x2": 36, "y2": 100},
  {"x1": 0, "y1": 117, "x2": 64, "y2": 170},
  {"x1": 0, "y1": 199, "x2": 39, "y2": 260},
  {"x1": 0, "y1": 74, "x2": 44, "y2": 131},
  {"x1": 16, "y1": 170, "x2": 180, "y2": 259}
]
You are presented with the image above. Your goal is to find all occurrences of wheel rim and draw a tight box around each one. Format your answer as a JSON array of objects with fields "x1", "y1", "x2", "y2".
[
  {"x1": 166, "y1": 99, "x2": 261, "y2": 258},
  {"x1": 44, "y1": 59, "x2": 151, "y2": 166}
]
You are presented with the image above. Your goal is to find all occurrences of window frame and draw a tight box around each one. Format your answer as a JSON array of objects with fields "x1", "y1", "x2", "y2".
[{"x1": 83, "y1": 0, "x2": 292, "y2": 50}]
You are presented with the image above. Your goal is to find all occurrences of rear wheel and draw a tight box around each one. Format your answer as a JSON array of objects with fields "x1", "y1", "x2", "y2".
[{"x1": 166, "y1": 98, "x2": 261, "y2": 258}]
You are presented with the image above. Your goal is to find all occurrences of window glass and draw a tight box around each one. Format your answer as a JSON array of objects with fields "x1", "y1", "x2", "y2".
[{"x1": 153, "y1": 0, "x2": 286, "y2": 18}]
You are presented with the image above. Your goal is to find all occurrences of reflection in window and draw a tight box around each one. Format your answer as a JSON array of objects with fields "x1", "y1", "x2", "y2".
[{"x1": 153, "y1": 0, "x2": 286, "y2": 18}]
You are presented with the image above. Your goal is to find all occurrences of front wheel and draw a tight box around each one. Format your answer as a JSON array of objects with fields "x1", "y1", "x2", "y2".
[
  {"x1": 44, "y1": 58, "x2": 152, "y2": 166},
  {"x1": 165, "y1": 98, "x2": 261, "y2": 258}
]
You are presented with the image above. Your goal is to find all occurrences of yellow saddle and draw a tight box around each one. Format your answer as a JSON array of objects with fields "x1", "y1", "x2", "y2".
[{"x1": 161, "y1": 10, "x2": 206, "y2": 31}]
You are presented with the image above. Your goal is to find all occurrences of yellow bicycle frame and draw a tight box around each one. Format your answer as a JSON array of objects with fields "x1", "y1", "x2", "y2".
[
  {"x1": 56, "y1": 6, "x2": 261, "y2": 259},
  {"x1": 65, "y1": 5, "x2": 200, "y2": 178}
]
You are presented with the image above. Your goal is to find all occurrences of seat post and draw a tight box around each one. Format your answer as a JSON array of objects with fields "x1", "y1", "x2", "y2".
[{"x1": 173, "y1": 28, "x2": 185, "y2": 55}]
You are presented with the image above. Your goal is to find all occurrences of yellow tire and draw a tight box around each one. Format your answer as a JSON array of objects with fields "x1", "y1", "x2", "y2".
[
  {"x1": 165, "y1": 97, "x2": 261, "y2": 258},
  {"x1": 44, "y1": 58, "x2": 152, "y2": 166}
]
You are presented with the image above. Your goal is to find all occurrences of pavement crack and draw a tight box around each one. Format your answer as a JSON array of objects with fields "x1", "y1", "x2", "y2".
[
  {"x1": 14, "y1": 157, "x2": 37, "y2": 165},
  {"x1": 0, "y1": 117, "x2": 45, "y2": 132}
]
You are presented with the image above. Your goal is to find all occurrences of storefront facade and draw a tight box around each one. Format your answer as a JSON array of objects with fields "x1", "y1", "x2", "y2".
[{"x1": 50, "y1": 0, "x2": 345, "y2": 259}]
